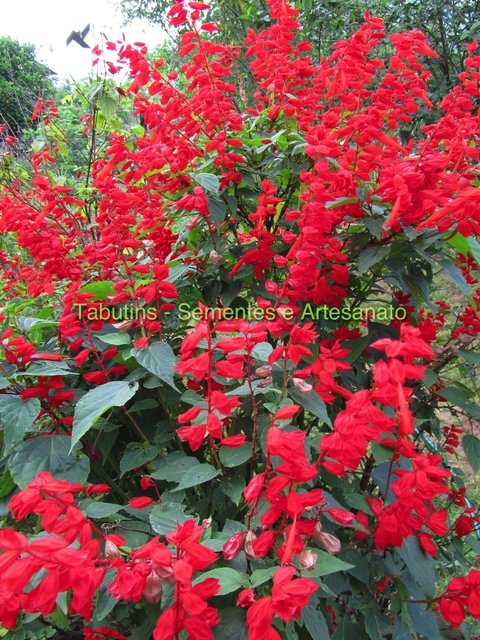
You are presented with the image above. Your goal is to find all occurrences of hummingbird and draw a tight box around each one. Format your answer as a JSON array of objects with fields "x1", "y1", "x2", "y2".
[{"x1": 66, "y1": 24, "x2": 91, "y2": 49}]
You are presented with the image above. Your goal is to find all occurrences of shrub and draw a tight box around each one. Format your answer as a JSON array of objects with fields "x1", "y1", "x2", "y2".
[{"x1": 0, "y1": 1, "x2": 479, "y2": 638}]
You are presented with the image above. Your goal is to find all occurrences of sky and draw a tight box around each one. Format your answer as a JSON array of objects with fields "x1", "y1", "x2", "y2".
[{"x1": 0, "y1": 0, "x2": 167, "y2": 81}]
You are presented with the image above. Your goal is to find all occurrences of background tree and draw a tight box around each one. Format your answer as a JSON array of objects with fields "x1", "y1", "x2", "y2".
[{"x1": 0, "y1": 37, "x2": 55, "y2": 137}]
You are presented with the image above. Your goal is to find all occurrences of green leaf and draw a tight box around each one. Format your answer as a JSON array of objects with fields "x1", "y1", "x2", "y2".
[
  {"x1": 326, "y1": 196, "x2": 358, "y2": 209},
  {"x1": 8, "y1": 435, "x2": 90, "y2": 488},
  {"x1": 193, "y1": 568, "x2": 247, "y2": 595},
  {"x1": 20, "y1": 361, "x2": 78, "y2": 377},
  {"x1": 364, "y1": 609, "x2": 392, "y2": 640},
  {"x1": 130, "y1": 342, "x2": 178, "y2": 391},
  {"x1": 0, "y1": 395, "x2": 41, "y2": 454},
  {"x1": 213, "y1": 608, "x2": 247, "y2": 640},
  {"x1": 406, "y1": 604, "x2": 440, "y2": 640},
  {"x1": 120, "y1": 443, "x2": 159, "y2": 477},
  {"x1": 0, "y1": 375, "x2": 9, "y2": 390},
  {"x1": 462, "y1": 435, "x2": 480, "y2": 473},
  {"x1": 149, "y1": 502, "x2": 188, "y2": 535},
  {"x1": 97, "y1": 333, "x2": 132, "y2": 346},
  {"x1": 447, "y1": 232, "x2": 469, "y2": 256},
  {"x1": 14, "y1": 317, "x2": 58, "y2": 334},
  {"x1": 399, "y1": 537, "x2": 436, "y2": 598},
  {"x1": 250, "y1": 567, "x2": 277, "y2": 587},
  {"x1": 71, "y1": 381, "x2": 139, "y2": 451},
  {"x1": 171, "y1": 463, "x2": 220, "y2": 492},
  {"x1": 220, "y1": 477, "x2": 245, "y2": 506},
  {"x1": 468, "y1": 236, "x2": 480, "y2": 266},
  {"x1": 343, "y1": 337, "x2": 369, "y2": 364},
  {"x1": 194, "y1": 172, "x2": 220, "y2": 193},
  {"x1": 97, "y1": 95, "x2": 117, "y2": 120},
  {"x1": 439, "y1": 259, "x2": 471, "y2": 295},
  {"x1": 207, "y1": 196, "x2": 226, "y2": 229},
  {"x1": 219, "y1": 444, "x2": 251, "y2": 468},
  {"x1": 302, "y1": 596, "x2": 330, "y2": 640},
  {"x1": 439, "y1": 387, "x2": 480, "y2": 417},
  {"x1": 460, "y1": 350, "x2": 480, "y2": 365},
  {"x1": 151, "y1": 452, "x2": 200, "y2": 483},
  {"x1": 359, "y1": 245, "x2": 389, "y2": 274},
  {"x1": 289, "y1": 388, "x2": 332, "y2": 427},
  {"x1": 78, "y1": 280, "x2": 116, "y2": 300},
  {"x1": 308, "y1": 550, "x2": 354, "y2": 577},
  {"x1": 85, "y1": 502, "x2": 123, "y2": 518}
]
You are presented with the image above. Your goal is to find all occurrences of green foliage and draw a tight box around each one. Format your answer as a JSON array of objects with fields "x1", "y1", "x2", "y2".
[{"x1": 0, "y1": 37, "x2": 55, "y2": 136}]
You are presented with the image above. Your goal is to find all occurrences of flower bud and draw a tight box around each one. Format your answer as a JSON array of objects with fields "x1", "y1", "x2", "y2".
[
  {"x1": 292, "y1": 377, "x2": 313, "y2": 393},
  {"x1": 144, "y1": 570, "x2": 162, "y2": 604},
  {"x1": 244, "y1": 530, "x2": 257, "y2": 558},
  {"x1": 209, "y1": 250, "x2": 225, "y2": 265},
  {"x1": 299, "y1": 549, "x2": 318, "y2": 571},
  {"x1": 258, "y1": 376, "x2": 273, "y2": 388},
  {"x1": 317, "y1": 532, "x2": 341, "y2": 555},
  {"x1": 104, "y1": 539, "x2": 121, "y2": 560}
]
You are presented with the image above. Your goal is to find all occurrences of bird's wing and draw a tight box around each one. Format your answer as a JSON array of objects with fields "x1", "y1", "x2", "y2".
[
  {"x1": 71, "y1": 33, "x2": 90, "y2": 49},
  {"x1": 66, "y1": 31, "x2": 75, "y2": 46},
  {"x1": 82, "y1": 24, "x2": 90, "y2": 38}
]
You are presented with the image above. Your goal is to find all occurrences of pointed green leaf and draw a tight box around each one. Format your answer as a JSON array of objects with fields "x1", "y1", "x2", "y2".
[
  {"x1": 150, "y1": 502, "x2": 188, "y2": 535},
  {"x1": 71, "y1": 381, "x2": 138, "y2": 451},
  {"x1": 120, "y1": 443, "x2": 159, "y2": 477},
  {"x1": 359, "y1": 245, "x2": 389, "y2": 274},
  {"x1": 308, "y1": 550, "x2": 354, "y2": 577},
  {"x1": 151, "y1": 452, "x2": 200, "y2": 483},
  {"x1": 468, "y1": 236, "x2": 480, "y2": 266},
  {"x1": 131, "y1": 341, "x2": 178, "y2": 390},
  {"x1": 194, "y1": 172, "x2": 220, "y2": 193},
  {"x1": 0, "y1": 395, "x2": 41, "y2": 454},
  {"x1": 171, "y1": 463, "x2": 220, "y2": 491},
  {"x1": 289, "y1": 388, "x2": 331, "y2": 427},
  {"x1": 462, "y1": 435, "x2": 480, "y2": 473},
  {"x1": 440, "y1": 259, "x2": 471, "y2": 295},
  {"x1": 9, "y1": 435, "x2": 90, "y2": 488},
  {"x1": 219, "y1": 444, "x2": 251, "y2": 468}
]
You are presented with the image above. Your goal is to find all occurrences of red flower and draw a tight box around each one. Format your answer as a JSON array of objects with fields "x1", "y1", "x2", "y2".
[{"x1": 128, "y1": 497, "x2": 154, "y2": 509}]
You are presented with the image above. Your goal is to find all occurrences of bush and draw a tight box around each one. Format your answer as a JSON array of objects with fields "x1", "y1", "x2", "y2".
[{"x1": 0, "y1": 1, "x2": 479, "y2": 638}]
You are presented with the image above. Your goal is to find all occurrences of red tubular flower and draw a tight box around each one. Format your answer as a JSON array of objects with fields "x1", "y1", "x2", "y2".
[
  {"x1": 438, "y1": 570, "x2": 480, "y2": 629},
  {"x1": 246, "y1": 566, "x2": 318, "y2": 639}
]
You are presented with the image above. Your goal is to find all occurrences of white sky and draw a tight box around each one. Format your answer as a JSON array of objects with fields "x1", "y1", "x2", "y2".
[{"x1": 0, "y1": 0, "x2": 167, "y2": 81}]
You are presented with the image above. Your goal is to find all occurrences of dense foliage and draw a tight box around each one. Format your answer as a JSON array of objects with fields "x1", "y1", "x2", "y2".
[
  {"x1": 0, "y1": 37, "x2": 55, "y2": 137},
  {"x1": 0, "y1": 1, "x2": 479, "y2": 639}
]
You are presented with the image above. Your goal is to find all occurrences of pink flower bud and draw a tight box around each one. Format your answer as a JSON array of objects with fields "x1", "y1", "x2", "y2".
[
  {"x1": 317, "y1": 532, "x2": 341, "y2": 555},
  {"x1": 292, "y1": 377, "x2": 313, "y2": 393},
  {"x1": 144, "y1": 570, "x2": 162, "y2": 604},
  {"x1": 104, "y1": 539, "x2": 121, "y2": 560},
  {"x1": 255, "y1": 365, "x2": 272, "y2": 378},
  {"x1": 209, "y1": 250, "x2": 225, "y2": 265},
  {"x1": 299, "y1": 549, "x2": 318, "y2": 570},
  {"x1": 244, "y1": 530, "x2": 257, "y2": 558},
  {"x1": 258, "y1": 376, "x2": 273, "y2": 388}
]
